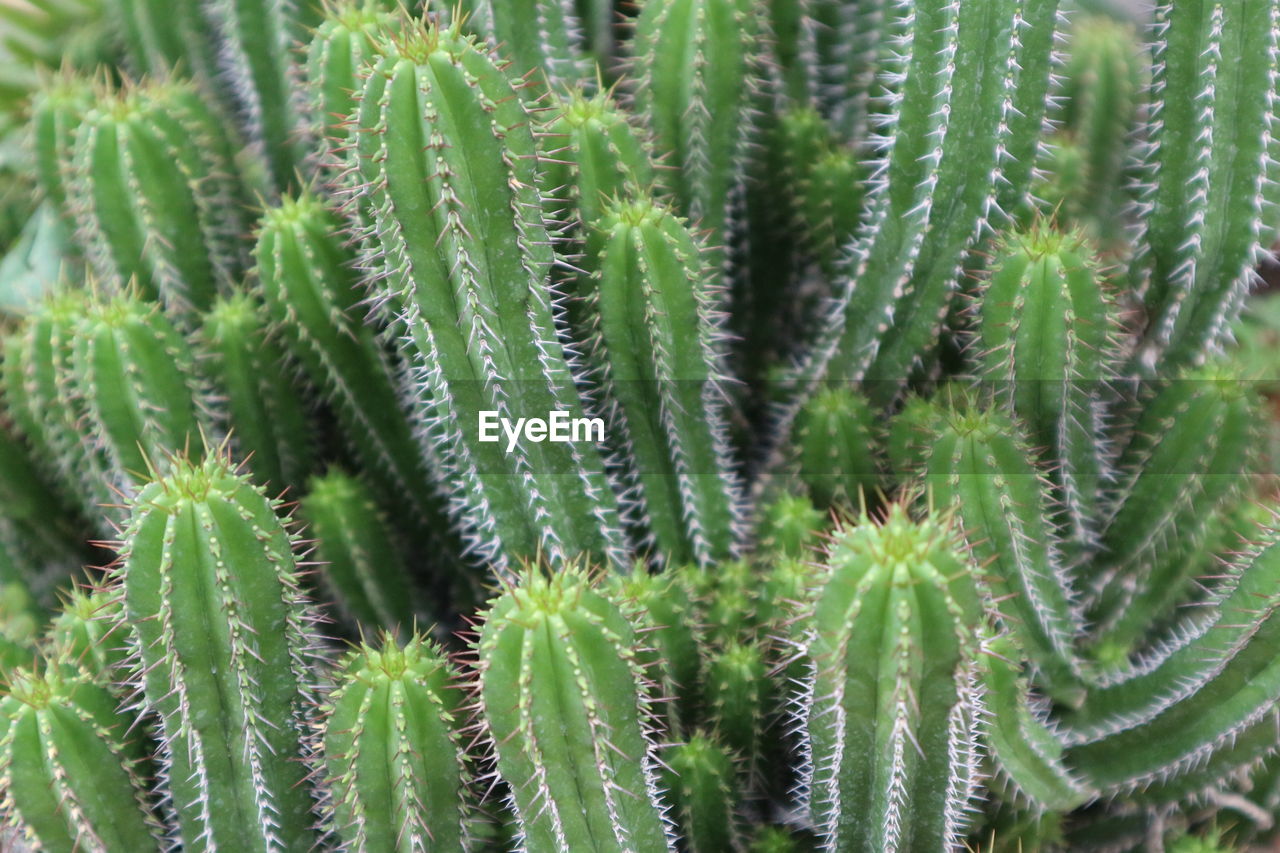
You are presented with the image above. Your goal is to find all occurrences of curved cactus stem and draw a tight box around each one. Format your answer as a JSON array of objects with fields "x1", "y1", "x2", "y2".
[{"x1": 1136, "y1": 0, "x2": 1280, "y2": 373}]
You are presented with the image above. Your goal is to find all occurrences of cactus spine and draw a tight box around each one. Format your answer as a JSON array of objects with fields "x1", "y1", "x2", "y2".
[
  {"x1": 349, "y1": 19, "x2": 628, "y2": 570},
  {"x1": 477, "y1": 567, "x2": 675, "y2": 852},
  {"x1": 115, "y1": 452, "x2": 320, "y2": 851},
  {"x1": 322, "y1": 633, "x2": 472, "y2": 851},
  {"x1": 592, "y1": 198, "x2": 741, "y2": 565},
  {"x1": 795, "y1": 506, "x2": 985, "y2": 852}
]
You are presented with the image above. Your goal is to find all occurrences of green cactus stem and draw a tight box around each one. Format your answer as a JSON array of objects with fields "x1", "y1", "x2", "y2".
[
  {"x1": 592, "y1": 197, "x2": 742, "y2": 566},
  {"x1": 67, "y1": 79, "x2": 249, "y2": 318},
  {"x1": 661, "y1": 731, "x2": 743, "y2": 853},
  {"x1": 115, "y1": 451, "x2": 321, "y2": 851},
  {"x1": 477, "y1": 567, "x2": 675, "y2": 852},
  {"x1": 1137, "y1": 0, "x2": 1280, "y2": 373},
  {"x1": 198, "y1": 292, "x2": 317, "y2": 494},
  {"x1": 0, "y1": 661, "x2": 161, "y2": 852},
  {"x1": 301, "y1": 470, "x2": 420, "y2": 632},
  {"x1": 792, "y1": 385, "x2": 880, "y2": 509},
  {"x1": 795, "y1": 504, "x2": 985, "y2": 852},
  {"x1": 322, "y1": 632, "x2": 473, "y2": 851},
  {"x1": 305, "y1": 2, "x2": 392, "y2": 165},
  {"x1": 349, "y1": 19, "x2": 628, "y2": 571}
]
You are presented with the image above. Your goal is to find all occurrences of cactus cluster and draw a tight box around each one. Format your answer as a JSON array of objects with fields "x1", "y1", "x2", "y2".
[{"x1": 2, "y1": 0, "x2": 1280, "y2": 851}]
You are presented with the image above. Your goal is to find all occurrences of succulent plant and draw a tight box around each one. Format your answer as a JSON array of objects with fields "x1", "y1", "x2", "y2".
[{"x1": 2, "y1": 0, "x2": 1280, "y2": 850}]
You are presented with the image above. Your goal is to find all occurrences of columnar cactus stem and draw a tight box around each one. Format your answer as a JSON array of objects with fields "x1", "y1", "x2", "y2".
[
  {"x1": 67, "y1": 79, "x2": 250, "y2": 318},
  {"x1": 792, "y1": 385, "x2": 880, "y2": 509},
  {"x1": 322, "y1": 633, "x2": 473, "y2": 851},
  {"x1": 478, "y1": 0, "x2": 590, "y2": 88},
  {"x1": 476, "y1": 567, "x2": 676, "y2": 852},
  {"x1": 104, "y1": 0, "x2": 221, "y2": 83},
  {"x1": 46, "y1": 587, "x2": 128, "y2": 684},
  {"x1": 796, "y1": 0, "x2": 888, "y2": 141},
  {"x1": 198, "y1": 292, "x2": 317, "y2": 494},
  {"x1": 0, "y1": 662, "x2": 161, "y2": 852},
  {"x1": 794, "y1": 505, "x2": 985, "y2": 853},
  {"x1": 115, "y1": 452, "x2": 321, "y2": 852},
  {"x1": 1136, "y1": 0, "x2": 1280, "y2": 372},
  {"x1": 1089, "y1": 364, "x2": 1255, "y2": 649},
  {"x1": 979, "y1": 225, "x2": 1119, "y2": 548},
  {"x1": 72, "y1": 292, "x2": 210, "y2": 501},
  {"x1": 1056, "y1": 17, "x2": 1143, "y2": 236},
  {"x1": 804, "y1": 0, "x2": 1058, "y2": 401},
  {"x1": 661, "y1": 732, "x2": 742, "y2": 853},
  {"x1": 592, "y1": 197, "x2": 742, "y2": 566},
  {"x1": 30, "y1": 73, "x2": 92, "y2": 230},
  {"x1": 920, "y1": 401, "x2": 1082, "y2": 696},
  {"x1": 1063, "y1": 526, "x2": 1280, "y2": 801},
  {"x1": 254, "y1": 192, "x2": 453, "y2": 552},
  {"x1": 350, "y1": 20, "x2": 628, "y2": 571},
  {"x1": 704, "y1": 639, "x2": 766, "y2": 773},
  {"x1": 301, "y1": 470, "x2": 420, "y2": 632},
  {"x1": 205, "y1": 0, "x2": 310, "y2": 193},
  {"x1": 304, "y1": 2, "x2": 392, "y2": 166},
  {"x1": 631, "y1": 0, "x2": 760, "y2": 260}
]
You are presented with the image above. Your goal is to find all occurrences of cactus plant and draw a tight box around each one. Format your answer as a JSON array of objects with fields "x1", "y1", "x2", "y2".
[{"x1": 2, "y1": 0, "x2": 1280, "y2": 849}]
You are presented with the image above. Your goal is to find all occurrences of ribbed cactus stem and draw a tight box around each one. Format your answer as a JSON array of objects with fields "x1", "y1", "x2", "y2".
[
  {"x1": 322, "y1": 633, "x2": 472, "y2": 851},
  {"x1": 804, "y1": 0, "x2": 1058, "y2": 401},
  {"x1": 198, "y1": 292, "x2": 317, "y2": 494},
  {"x1": 305, "y1": 2, "x2": 392, "y2": 166},
  {"x1": 205, "y1": 0, "x2": 310, "y2": 193},
  {"x1": 921, "y1": 401, "x2": 1082, "y2": 695},
  {"x1": 1057, "y1": 16, "x2": 1143, "y2": 235},
  {"x1": 1137, "y1": 0, "x2": 1280, "y2": 372},
  {"x1": 350, "y1": 19, "x2": 628, "y2": 570},
  {"x1": 480, "y1": 0, "x2": 591, "y2": 88},
  {"x1": 73, "y1": 291, "x2": 210, "y2": 501},
  {"x1": 67, "y1": 79, "x2": 249, "y2": 318},
  {"x1": 46, "y1": 587, "x2": 128, "y2": 684},
  {"x1": 31, "y1": 73, "x2": 92, "y2": 230},
  {"x1": 301, "y1": 470, "x2": 420, "y2": 632},
  {"x1": 254, "y1": 192, "x2": 453, "y2": 553},
  {"x1": 704, "y1": 639, "x2": 766, "y2": 772},
  {"x1": 1090, "y1": 364, "x2": 1255, "y2": 649},
  {"x1": 796, "y1": 0, "x2": 890, "y2": 141},
  {"x1": 795, "y1": 505, "x2": 985, "y2": 853},
  {"x1": 979, "y1": 225, "x2": 1119, "y2": 548},
  {"x1": 477, "y1": 567, "x2": 676, "y2": 852},
  {"x1": 0, "y1": 662, "x2": 161, "y2": 852},
  {"x1": 632, "y1": 0, "x2": 760, "y2": 260},
  {"x1": 792, "y1": 385, "x2": 880, "y2": 509},
  {"x1": 592, "y1": 197, "x2": 742, "y2": 566},
  {"x1": 1063, "y1": 527, "x2": 1280, "y2": 801},
  {"x1": 115, "y1": 452, "x2": 321, "y2": 851},
  {"x1": 104, "y1": 0, "x2": 221, "y2": 83},
  {"x1": 661, "y1": 732, "x2": 742, "y2": 853}
]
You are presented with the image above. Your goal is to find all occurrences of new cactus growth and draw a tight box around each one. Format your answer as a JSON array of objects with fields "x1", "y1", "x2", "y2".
[
  {"x1": 795, "y1": 505, "x2": 985, "y2": 852},
  {"x1": 477, "y1": 566, "x2": 675, "y2": 852},
  {"x1": 322, "y1": 632, "x2": 472, "y2": 851},
  {"x1": 115, "y1": 451, "x2": 321, "y2": 851},
  {"x1": 661, "y1": 731, "x2": 742, "y2": 853}
]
